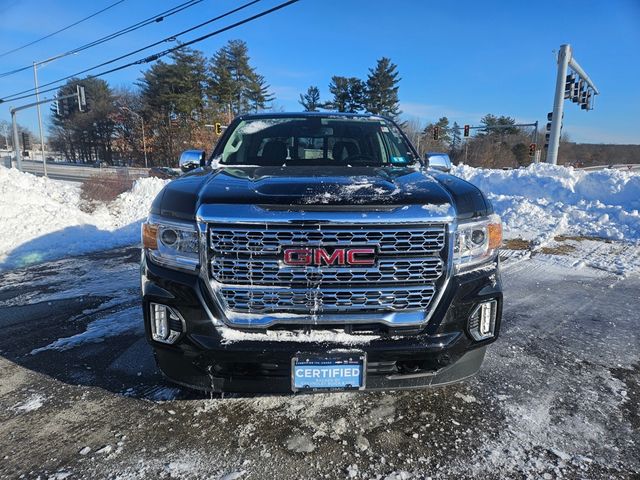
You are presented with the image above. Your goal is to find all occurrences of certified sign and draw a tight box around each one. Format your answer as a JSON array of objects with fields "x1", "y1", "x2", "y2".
[{"x1": 292, "y1": 354, "x2": 366, "y2": 392}]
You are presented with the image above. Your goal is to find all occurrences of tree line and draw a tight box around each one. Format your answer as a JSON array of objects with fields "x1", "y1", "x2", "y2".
[{"x1": 48, "y1": 40, "x2": 272, "y2": 166}]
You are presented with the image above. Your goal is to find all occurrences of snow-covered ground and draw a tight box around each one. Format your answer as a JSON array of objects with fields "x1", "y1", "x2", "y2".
[{"x1": 1, "y1": 163, "x2": 639, "y2": 273}]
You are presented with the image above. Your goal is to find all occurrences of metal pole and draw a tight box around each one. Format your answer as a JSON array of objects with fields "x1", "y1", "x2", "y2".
[
  {"x1": 33, "y1": 62, "x2": 48, "y2": 177},
  {"x1": 141, "y1": 117, "x2": 148, "y2": 168},
  {"x1": 11, "y1": 109, "x2": 21, "y2": 170},
  {"x1": 546, "y1": 44, "x2": 570, "y2": 165}
]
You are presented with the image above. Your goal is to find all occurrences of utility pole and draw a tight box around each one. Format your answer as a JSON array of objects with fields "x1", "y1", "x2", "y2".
[
  {"x1": 121, "y1": 106, "x2": 148, "y2": 168},
  {"x1": 11, "y1": 110, "x2": 21, "y2": 170},
  {"x1": 33, "y1": 61, "x2": 48, "y2": 177},
  {"x1": 546, "y1": 44, "x2": 599, "y2": 165}
]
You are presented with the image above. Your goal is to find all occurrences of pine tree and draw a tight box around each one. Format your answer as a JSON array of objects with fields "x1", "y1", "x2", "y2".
[
  {"x1": 246, "y1": 74, "x2": 273, "y2": 113},
  {"x1": 365, "y1": 57, "x2": 401, "y2": 118},
  {"x1": 345, "y1": 78, "x2": 365, "y2": 113},
  {"x1": 325, "y1": 77, "x2": 365, "y2": 112},
  {"x1": 208, "y1": 40, "x2": 272, "y2": 115},
  {"x1": 435, "y1": 116, "x2": 451, "y2": 145},
  {"x1": 326, "y1": 76, "x2": 350, "y2": 112},
  {"x1": 450, "y1": 121, "x2": 461, "y2": 152},
  {"x1": 478, "y1": 114, "x2": 520, "y2": 136},
  {"x1": 299, "y1": 86, "x2": 321, "y2": 111},
  {"x1": 138, "y1": 48, "x2": 207, "y2": 117}
]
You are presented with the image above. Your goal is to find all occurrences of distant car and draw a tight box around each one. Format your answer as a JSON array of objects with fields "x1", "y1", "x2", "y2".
[
  {"x1": 149, "y1": 166, "x2": 180, "y2": 179},
  {"x1": 93, "y1": 161, "x2": 107, "y2": 168}
]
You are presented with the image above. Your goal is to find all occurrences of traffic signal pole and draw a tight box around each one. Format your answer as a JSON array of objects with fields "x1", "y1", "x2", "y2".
[
  {"x1": 546, "y1": 45, "x2": 570, "y2": 165},
  {"x1": 546, "y1": 44, "x2": 599, "y2": 165},
  {"x1": 9, "y1": 89, "x2": 83, "y2": 172}
]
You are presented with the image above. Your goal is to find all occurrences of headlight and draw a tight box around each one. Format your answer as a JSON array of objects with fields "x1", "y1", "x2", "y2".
[
  {"x1": 453, "y1": 214, "x2": 502, "y2": 270},
  {"x1": 142, "y1": 215, "x2": 199, "y2": 271}
]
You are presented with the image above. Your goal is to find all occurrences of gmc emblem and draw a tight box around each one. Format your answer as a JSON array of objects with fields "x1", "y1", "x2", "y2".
[{"x1": 283, "y1": 247, "x2": 376, "y2": 266}]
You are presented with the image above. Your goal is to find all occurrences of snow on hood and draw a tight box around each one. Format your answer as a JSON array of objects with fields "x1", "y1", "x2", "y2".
[
  {"x1": 0, "y1": 166, "x2": 168, "y2": 270},
  {"x1": 452, "y1": 163, "x2": 640, "y2": 244}
]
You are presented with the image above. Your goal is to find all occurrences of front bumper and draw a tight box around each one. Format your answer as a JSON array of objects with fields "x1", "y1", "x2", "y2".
[{"x1": 141, "y1": 254, "x2": 503, "y2": 394}]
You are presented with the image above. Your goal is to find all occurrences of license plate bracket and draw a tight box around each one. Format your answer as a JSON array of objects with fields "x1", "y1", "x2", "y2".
[{"x1": 291, "y1": 352, "x2": 366, "y2": 392}]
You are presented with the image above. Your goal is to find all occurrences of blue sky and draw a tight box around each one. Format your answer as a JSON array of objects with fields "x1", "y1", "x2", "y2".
[{"x1": 0, "y1": 0, "x2": 639, "y2": 144}]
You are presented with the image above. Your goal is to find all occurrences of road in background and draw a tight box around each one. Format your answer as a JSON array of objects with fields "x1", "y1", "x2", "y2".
[
  {"x1": 0, "y1": 243, "x2": 638, "y2": 479},
  {"x1": 18, "y1": 159, "x2": 149, "y2": 182}
]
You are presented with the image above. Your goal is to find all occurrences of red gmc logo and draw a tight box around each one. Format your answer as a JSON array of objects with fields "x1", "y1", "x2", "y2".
[{"x1": 283, "y1": 247, "x2": 376, "y2": 266}]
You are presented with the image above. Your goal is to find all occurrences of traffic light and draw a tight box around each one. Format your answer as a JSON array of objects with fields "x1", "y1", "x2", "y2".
[
  {"x1": 463, "y1": 124, "x2": 470, "y2": 137},
  {"x1": 78, "y1": 85, "x2": 87, "y2": 112},
  {"x1": 564, "y1": 74, "x2": 576, "y2": 99},
  {"x1": 433, "y1": 126, "x2": 439, "y2": 140},
  {"x1": 58, "y1": 98, "x2": 70, "y2": 117},
  {"x1": 529, "y1": 143, "x2": 536, "y2": 156},
  {"x1": 580, "y1": 90, "x2": 593, "y2": 110},
  {"x1": 572, "y1": 80, "x2": 583, "y2": 103},
  {"x1": 214, "y1": 122, "x2": 222, "y2": 135},
  {"x1": 22, "y1": 132, "x2": 31, "y2": 150}
]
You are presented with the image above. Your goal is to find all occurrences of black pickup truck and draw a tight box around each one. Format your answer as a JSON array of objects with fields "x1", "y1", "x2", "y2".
[{"x1": 141, "y1": 112, "x2": 503, "y2": 393}]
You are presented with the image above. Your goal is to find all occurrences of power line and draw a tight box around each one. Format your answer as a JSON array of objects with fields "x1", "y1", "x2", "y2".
[
  {"x1": 0, "y1": 0, "x2": 126, "y2": 60},
  {"x1": 0, "y1": 0, "x2": 203, "y2": 79},
  {"x1": 0, "y1": 0, "x2": 264, "y2": 102}
]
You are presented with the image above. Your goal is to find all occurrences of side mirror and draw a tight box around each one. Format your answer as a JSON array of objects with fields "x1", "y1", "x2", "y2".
[
  {"x1": 179, "y1": 150, "x2": 206, "y2": 172},
  {"x1": 425, "y1": 152, "x2": 452, "y2": 172}
]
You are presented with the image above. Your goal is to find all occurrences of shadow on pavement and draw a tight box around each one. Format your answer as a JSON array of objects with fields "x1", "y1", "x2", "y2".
[{"x1": 0, "y1": 245, "x2": 206, "y2": 401}]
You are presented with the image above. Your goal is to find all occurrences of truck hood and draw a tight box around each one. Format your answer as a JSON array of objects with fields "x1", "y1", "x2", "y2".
[{"x1": 153, "y1": 165, "x2": 490, "y2": 221}]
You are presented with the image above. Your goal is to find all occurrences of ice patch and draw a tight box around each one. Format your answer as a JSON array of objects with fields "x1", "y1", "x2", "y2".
[
  {"x1": 31, "y1": 306, "x2": 142, "y2": 354},
  {"x1": 12, "y1": 393, "x2": 45, "y2": 412}
]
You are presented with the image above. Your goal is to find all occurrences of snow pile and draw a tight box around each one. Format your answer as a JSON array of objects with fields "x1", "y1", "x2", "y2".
[
  {"x1": 452, "y1": 163, "x2": 640, "y2": 244},
  {"x1": 0, "y1": 166, "x2": 167, "y2": 270}
]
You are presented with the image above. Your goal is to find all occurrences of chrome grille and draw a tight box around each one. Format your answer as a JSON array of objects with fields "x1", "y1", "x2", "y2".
[
  {"x1": 211, "y1": 257, "x2": 443, "y2": 285},
  {"x1": 221, "y1": 286, "x2": 436, "y2": 313},
  {"x1": 208, "y1": 222, "x2": 447, "y2": 315},
  {"x1": 210, "y1": 224, "x2": 445, "y2": 254}
]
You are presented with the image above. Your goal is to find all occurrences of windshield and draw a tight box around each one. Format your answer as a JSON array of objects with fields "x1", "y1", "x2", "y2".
[{"x1": 217, "y1": 116, "x2": 417, "y2": 167}]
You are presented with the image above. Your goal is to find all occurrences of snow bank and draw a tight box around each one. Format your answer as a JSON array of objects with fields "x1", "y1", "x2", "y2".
[
  {"x1": 1, "y1": 164, "x2": 638, "y2": 271},
  {"x1": 0, "y1": 166, "x2": 167, "y2": 270},
  {"x1": 452, "y1": 163, "x2": 640, "y2": 244}
]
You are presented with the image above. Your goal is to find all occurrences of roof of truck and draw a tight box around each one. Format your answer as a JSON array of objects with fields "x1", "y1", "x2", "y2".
[{"x1": 236, "y1": 111, "x2": 389, "y2": 121}]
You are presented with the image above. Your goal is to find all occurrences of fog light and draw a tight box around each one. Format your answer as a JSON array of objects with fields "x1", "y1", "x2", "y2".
[
  {"x1": 150, "y1": 303, "x2": 184, "y2": 344},
  {"x1": 469, "y1": 300, "x2": 497, "y2": 341}
]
